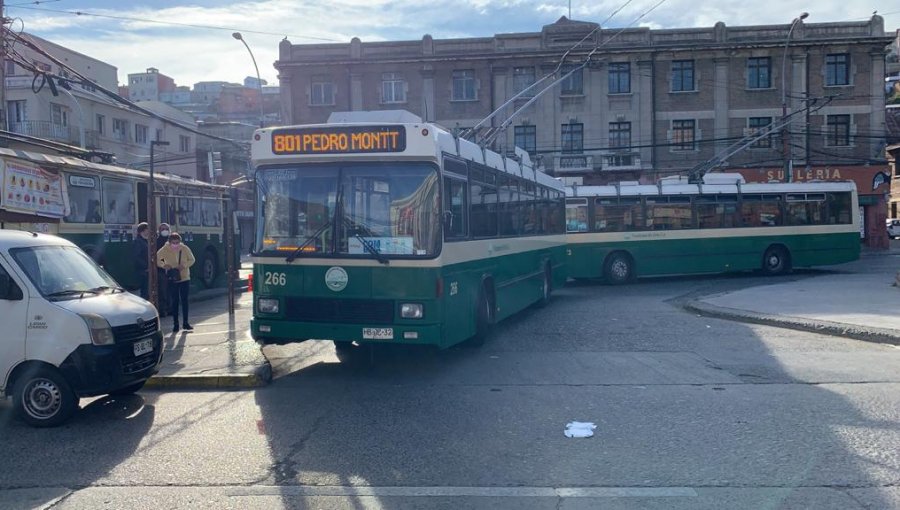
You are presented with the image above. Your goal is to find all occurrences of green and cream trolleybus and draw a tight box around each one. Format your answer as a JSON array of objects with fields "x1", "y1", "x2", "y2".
[
  {"x1": 566, "y1": 173, "x2": 860, "y2": 283},
  {"x1": 250, "y1": 112, "x2": 566, "y2": 350}
]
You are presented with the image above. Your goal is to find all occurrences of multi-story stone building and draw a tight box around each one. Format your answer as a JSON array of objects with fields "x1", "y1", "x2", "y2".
[{"x1": 275, "y1": 15, "x2": 894, "y2": 247}]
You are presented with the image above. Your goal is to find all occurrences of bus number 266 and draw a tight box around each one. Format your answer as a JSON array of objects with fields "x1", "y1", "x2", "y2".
[{"x1": 264, "y1": 272, "x2": 287, "y2": 286}]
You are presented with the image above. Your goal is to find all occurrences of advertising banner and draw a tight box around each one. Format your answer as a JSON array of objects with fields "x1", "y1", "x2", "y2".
[{"x1": 1, "y1": 158, "x2": 68, "y2": 218}]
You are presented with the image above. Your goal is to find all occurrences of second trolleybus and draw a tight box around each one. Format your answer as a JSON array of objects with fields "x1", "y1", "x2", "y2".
[
  {"x1": 249, "y1": 112, "x2": 567, "y2": 350},
  {"x1": 565, "y1": 173, "x2": 860, "y2": 283}
]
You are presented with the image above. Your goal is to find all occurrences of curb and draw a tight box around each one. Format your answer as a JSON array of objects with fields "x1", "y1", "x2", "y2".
[
  {"x1": 684, "y1": 299, "x2": 900, "y2": 346},
  {"x1": 145, "y1": 362, "x2": 272, "y2": 390}
]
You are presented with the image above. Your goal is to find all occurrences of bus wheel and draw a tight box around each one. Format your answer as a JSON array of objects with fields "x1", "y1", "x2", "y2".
[
  {"x1": 200, "y1": 248, "x2": 219, "y2": 288},
  {"x1": 762, "y1": 245, "x2": 791, "y2": 276},
  {"x1": 604, "y1": 252, "x2": 633, "y2": 285},
  {"x1": 536, "y1": 264, "x2": 552, "y2": 308},
  {"x1": 13, "y1": 365, "x2": 78, "y2": 428},
  {"x1": 468, "y1": 288, "x2": 495, "y2": 347}
]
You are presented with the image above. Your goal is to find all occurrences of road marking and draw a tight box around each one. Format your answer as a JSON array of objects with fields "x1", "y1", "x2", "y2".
[{"x1": 225, "y1": 486, "x2": 698, "y2": 498}]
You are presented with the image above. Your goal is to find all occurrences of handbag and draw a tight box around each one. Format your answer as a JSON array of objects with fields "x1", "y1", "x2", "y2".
[{"x1": 166, "y1": 251, "x2": 182, "y2": 282}]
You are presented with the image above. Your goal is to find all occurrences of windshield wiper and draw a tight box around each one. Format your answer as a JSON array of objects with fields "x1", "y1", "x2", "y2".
[
  {"x1": 342, "y1": 217, "x2": 389, "y2": 265},
  {"x1": 88, "y1": 285, "x2": 126, "y2": 294},
  {"x1": 285, "y1": 220, "x2": 332, "y2": 263},
  {"x1": 46, "y1": 289, "x2": 101, "y2": 299}
]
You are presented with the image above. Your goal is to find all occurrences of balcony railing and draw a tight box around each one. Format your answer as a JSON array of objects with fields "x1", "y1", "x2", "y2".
[
  {"x1": 8, "y1": 120, "x2": 101, "y2": 148},
  {"x1": 553, "y1": 154, "x2": 594, "y2": 174},
  {"x1": 600, "y1": 152, "x2": 642, "y2": 171}
]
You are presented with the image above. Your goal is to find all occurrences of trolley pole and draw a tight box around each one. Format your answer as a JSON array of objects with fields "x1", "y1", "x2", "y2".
[
  {"x1": 147, "y1": 140, "x2": 169, "y2": 311},
  {"x1": 226, "y1": 187, "x2": 237, "y2": 316}
]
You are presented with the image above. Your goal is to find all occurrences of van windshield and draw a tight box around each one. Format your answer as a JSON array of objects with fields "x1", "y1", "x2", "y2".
[{"x1": 10, "y1": 245, "x2": 120, "y2": 300}]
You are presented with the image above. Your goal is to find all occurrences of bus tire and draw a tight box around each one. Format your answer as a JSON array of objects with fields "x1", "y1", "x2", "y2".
[
  {"x1": 536, "y1": 263, "x2": 552, "y2": 308},
  {"x1": 12, "y1": 364, "x2": 79, "y2": 428},
  {"x1": 200, "y1": 248, "x2": 219, "y2": 288},
  {"x1": 762, "y1": 245, "x2": 791, "y2": 276},
  {"x1": 469, "y1": 286, "x2": 495, "y2": 347},
  {"x1": 604, "y1": 252, "x2": 633, "y2": 285}
]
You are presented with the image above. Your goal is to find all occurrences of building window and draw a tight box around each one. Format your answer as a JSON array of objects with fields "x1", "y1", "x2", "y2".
[
  {"x1": 513, "y1": 67, "x2": 536, "y2": 95},
  {"x1": 671, "y1": 60, "x2": 695, "y2": 92},
  {"x1": 96, "y1": 114, "x2": 105, "y2": 135},
  {"x1": 310, "y1": 80, "x2": 335, "y2": 105},
  {"x1": 156, "y1": 129, "x2": 163, "y2": 141},
  {"x1": 747, "y1": 57, "x2": 771, "y2": 89},
  {"x1": 112, "y1": 118, "x2": 128, "y2": 141},
  {"x1": 825, "y1": 53, "x2": 850, "y2": 86},
  {"x1": 609, "y1": 122, "x2": 631, "y2": 149},
  {"x1": 135, "y1": 124, "x2": 148, "y2": 145},
  {"x1": 50, "y1": 103, "x2": 68, "y2": 126},
  {"x1": 514, "y1": 125, "x2": 536, "y2": 155},
  {"x1": 672, "y1": 120, "x2": 695, "y2": 150},
  {"x1": 560, "y1": 65, "x2": 583, "y2": 95},
  {"x1": 826, "y1": 114, "x2": 851, "y2": 146},
  {"x1": 748, "y1": 117, "x2": 773, "y2": 148},
  {"x1": 179, "y1": 135, "x2": 191, "y2": 152},
  {"x1": 452, "y1": 70, "x2": 477, "y2": 101},
  {"x1": 561, "y1": 123, "x2": 583, "y2": 154},
  {"x1": 381, "y1": 72, "x2": 406, "y2": 103},
  {"x1": 7, "y1": 100, "x2": 26, "y2": 123},
  {"x1": 608, "y1": 63, "x2": 630, "y2": 94}
]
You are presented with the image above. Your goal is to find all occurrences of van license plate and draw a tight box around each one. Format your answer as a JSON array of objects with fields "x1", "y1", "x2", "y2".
[
  {"x1": 362, "y1": 328, "x2": 393, "y2": 340},
  {"x1": 133, "y1": 339, "x2": 153, "y2": 356}
]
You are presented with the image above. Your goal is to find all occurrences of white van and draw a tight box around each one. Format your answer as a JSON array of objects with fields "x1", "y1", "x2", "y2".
[{"x1": 0, "y1": 230, "x2": 163, "y2": 427}]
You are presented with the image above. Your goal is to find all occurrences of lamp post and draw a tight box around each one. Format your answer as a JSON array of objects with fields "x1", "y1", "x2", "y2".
[
  {"x1": 147, "y1": 140, "x2": 170, "y2": 310},
  {"x1": 232, "y1": 32, "x2": 265, "y2": 128},
  {"x1": 781, "y1": 12, "x2": 809, "y2": 182}
]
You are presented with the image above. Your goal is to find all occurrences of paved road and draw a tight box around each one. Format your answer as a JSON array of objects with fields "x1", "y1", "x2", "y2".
[{"x1": 1, "y1": 265, "x2": 899, "y2": 509}]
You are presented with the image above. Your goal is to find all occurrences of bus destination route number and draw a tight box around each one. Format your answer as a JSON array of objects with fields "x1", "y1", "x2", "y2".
[{"x1": 271, "y1": 126, "x2": 407, "y2": 155}]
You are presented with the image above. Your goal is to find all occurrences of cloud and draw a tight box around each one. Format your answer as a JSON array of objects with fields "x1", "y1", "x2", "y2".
[{"x1": 8, "y1": 0, "x2": 896, "y2": 87}]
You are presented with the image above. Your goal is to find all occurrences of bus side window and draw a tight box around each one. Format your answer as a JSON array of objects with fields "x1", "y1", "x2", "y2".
[{"x1": 443, "y1": 177, "x2": 467, "y2": 240}]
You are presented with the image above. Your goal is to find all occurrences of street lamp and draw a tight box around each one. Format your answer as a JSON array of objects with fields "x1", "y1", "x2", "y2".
[
  {"x1": 232, "y1": 32, "x2": 265, "y2": 128},
  {"x1": 148, "y1": 140, "x2": 170, "y2": 310},
  {"x1": 781, "y1": 12, "x2": 809, "y2": 182}
]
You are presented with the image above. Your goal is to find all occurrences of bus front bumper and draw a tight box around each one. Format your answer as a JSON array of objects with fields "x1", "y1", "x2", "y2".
[{"x1": 251, "y1": 318, "x2": 442, "y2": 347}]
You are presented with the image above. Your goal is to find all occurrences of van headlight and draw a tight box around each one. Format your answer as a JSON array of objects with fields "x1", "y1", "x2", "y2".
[
  {"x1": 400, "y1": 303, "x2": 423, "y2": 319},
  {"x1": 258, "y1": 298, "x2": 279, "y2": 314},
  {"x1": 79, "y1": 313, "x2": 115, "y2": 346}
]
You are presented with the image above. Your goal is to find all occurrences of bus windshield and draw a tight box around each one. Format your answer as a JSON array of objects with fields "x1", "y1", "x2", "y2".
[{"x1": 256, "y1": 163, "x2": 440, "y2": 258}]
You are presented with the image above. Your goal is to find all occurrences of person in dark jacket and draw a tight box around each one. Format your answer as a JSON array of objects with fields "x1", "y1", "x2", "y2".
[
  {"x1": 133, "y1": 222, "x2": 150, "y2": 299},
  {"x1": 156, "y1": 223, "x2": 171, "y2": 316}
]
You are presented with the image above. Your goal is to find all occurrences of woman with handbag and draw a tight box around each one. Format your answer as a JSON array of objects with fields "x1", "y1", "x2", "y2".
[{"x1": 156, "y1": 232, "x2": 196, "y2": 333}]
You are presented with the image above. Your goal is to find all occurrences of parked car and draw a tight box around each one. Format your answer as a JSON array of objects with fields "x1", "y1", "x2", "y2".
[
  {"x1": 0, "y1": 230, "x2": 163, "y2": 427},
  {"x1": 887, "y1": 219, "x2": 900, "y2": 239}
]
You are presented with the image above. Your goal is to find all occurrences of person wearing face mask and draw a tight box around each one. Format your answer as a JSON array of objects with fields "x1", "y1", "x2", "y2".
[
  {"x1": 155, "y1": 223, "x2": 171, "y2": 316},
  {"x1": 157, "y1": 232, "x2": 196, "y2": 333}
]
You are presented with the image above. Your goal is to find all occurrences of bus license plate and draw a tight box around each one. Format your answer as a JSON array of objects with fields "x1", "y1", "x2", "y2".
[
  {"x1": 133, "y1": 339, "x2": 153, "y2": 356},
  {"x1": 362, "y1": 328, "x2": 393, "y2": 340}
]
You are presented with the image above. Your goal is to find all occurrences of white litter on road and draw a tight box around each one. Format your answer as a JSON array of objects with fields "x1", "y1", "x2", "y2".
[{"x1": 564, "y1": 421, "x2": 596, "y2": 438}]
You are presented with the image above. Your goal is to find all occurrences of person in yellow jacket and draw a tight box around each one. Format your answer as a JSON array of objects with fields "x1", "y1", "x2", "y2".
[{"x1": 157, "y1": 232, "x2": 196, "y2": 333}]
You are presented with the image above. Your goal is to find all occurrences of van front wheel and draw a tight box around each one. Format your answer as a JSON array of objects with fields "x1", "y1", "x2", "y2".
[{"x1": 13, "y1": 366, "x2": 78, "y2": 427}]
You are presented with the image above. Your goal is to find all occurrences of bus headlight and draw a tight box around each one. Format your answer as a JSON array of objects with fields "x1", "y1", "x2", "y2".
[
  {"x1": 258, "y1": 298, "x2": 280, "y2": 314},
  {"x1": 400, "y1": 303, "x2": 423, "y2": 319},
  {"x1": 79, "y1": 313, "x2": 115, "y2": 346}
]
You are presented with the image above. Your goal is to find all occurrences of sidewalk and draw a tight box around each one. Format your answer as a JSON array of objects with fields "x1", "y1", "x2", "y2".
[
  {"x1": 686, "y1": 257, "x2": 900, "y2": 345},
  {"x1": 144, "y1": 290, "x2": 272, "y2": 390}
]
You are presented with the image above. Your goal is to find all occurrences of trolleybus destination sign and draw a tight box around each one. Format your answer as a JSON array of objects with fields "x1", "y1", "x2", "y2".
[{"x1": 271, "y1": 125, "x2": 407, "y2": 155}]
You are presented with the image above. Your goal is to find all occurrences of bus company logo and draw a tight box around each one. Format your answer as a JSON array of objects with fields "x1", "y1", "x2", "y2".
[{"x1": 325, "y1": 266, "x2": 349, "y2": 292}]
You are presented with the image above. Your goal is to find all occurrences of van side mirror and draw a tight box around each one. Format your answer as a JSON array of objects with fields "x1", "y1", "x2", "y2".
[{"x1": 0, "y1": 272, "x2": 23, "y2": 301}]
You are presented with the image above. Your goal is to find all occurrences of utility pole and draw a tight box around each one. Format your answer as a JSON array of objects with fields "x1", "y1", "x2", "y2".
[
  {"x1": 148, "y1": 140, "x2": 170, "y2": 311},
  {"x1": 1, "y1": 0, "x2": 8, "y2": 136}
]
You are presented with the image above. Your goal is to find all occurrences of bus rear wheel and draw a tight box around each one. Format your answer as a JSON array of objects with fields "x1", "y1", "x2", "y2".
[
  {"x1": 762, "y1": 245, "x2": 791, "y2": 276},
  {"x1": 604, "y1": 252, "x2": 633, "y2": 285},
  {"x1": 468, "y1": 288, "x2": 494, "y2": 347}
]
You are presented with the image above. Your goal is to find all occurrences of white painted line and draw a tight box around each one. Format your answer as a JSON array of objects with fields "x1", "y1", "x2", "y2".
[{"x1": 226, "y1": 486, "x2": 698, "y2": 498}]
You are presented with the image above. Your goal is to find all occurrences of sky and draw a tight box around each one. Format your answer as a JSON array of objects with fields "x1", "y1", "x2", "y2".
[{"x1": 5, "y1": 0, "x2": 899, "y2": 88}]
